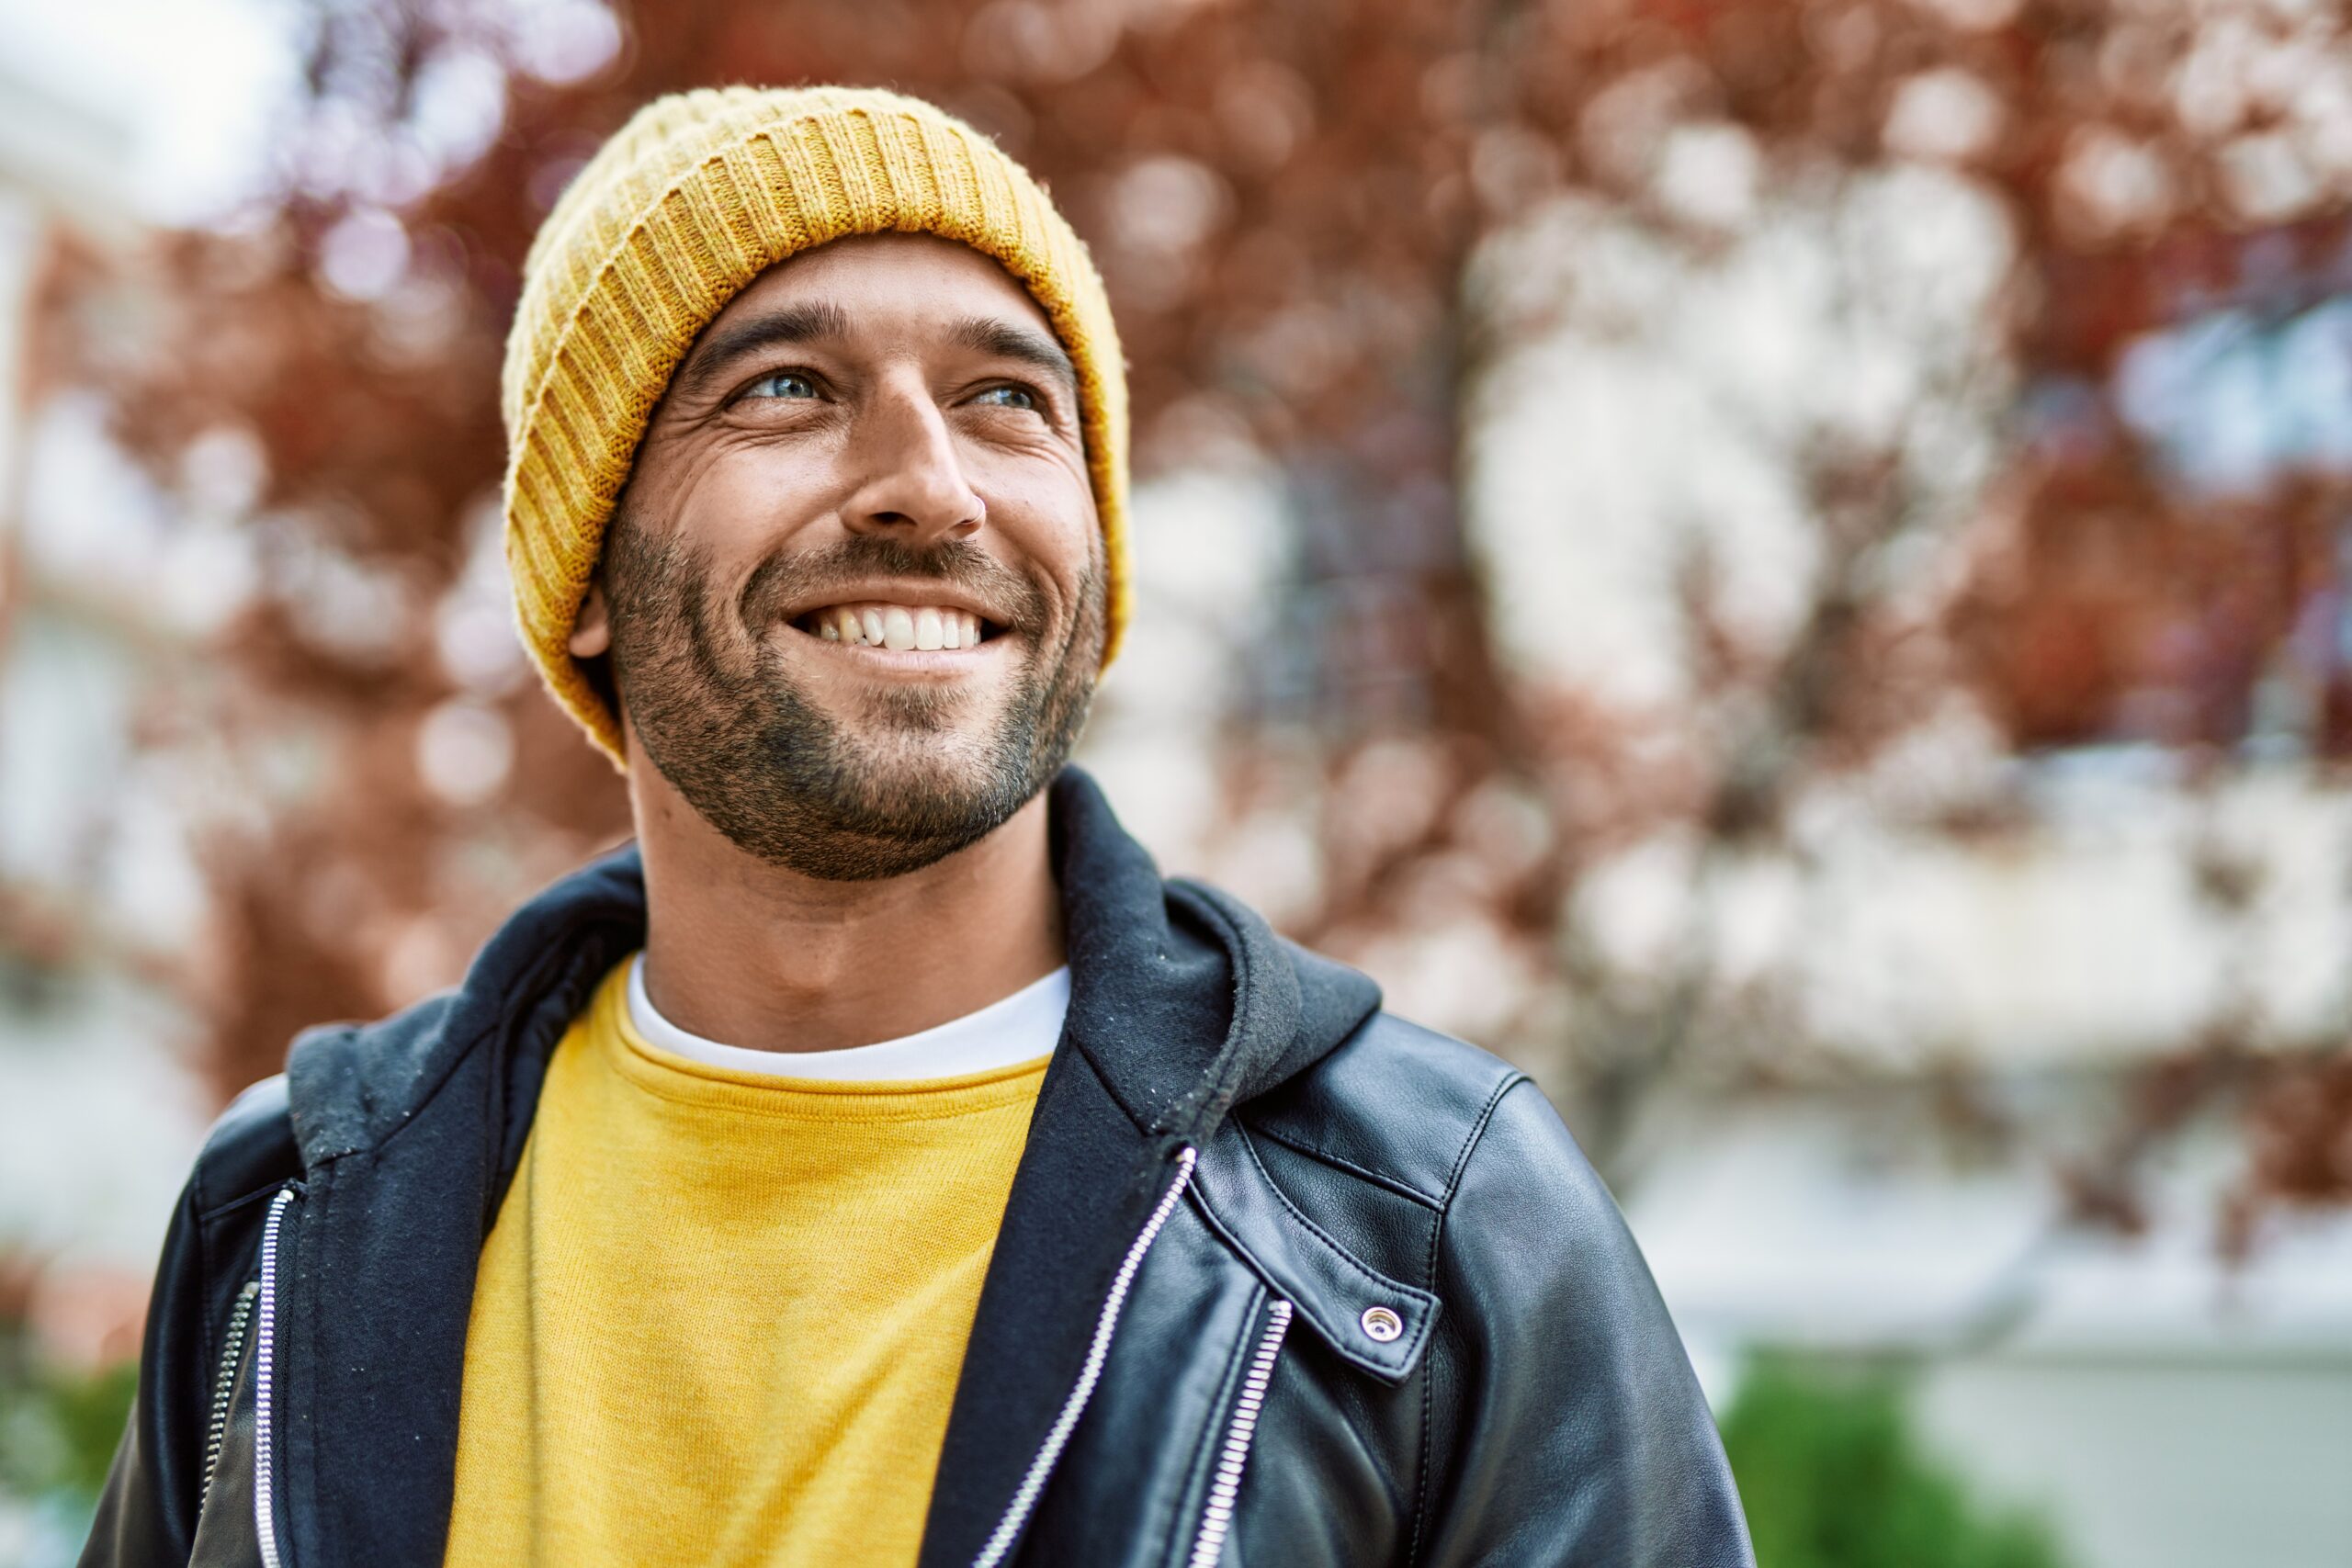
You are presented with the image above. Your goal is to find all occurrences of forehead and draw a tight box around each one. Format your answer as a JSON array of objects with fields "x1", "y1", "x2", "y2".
[{"x1": 712, "y1": 231, "x2": 1057, "y2": 342}]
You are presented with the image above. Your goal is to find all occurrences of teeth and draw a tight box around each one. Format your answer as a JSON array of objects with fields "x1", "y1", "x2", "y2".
[{"x1": 808, "y1": 603, "x2": 989, "y2": 649}]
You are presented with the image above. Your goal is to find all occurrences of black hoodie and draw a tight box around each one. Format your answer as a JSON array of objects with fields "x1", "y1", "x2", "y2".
[{"x1": 84, "y1": 767, "x2": 1753, "y2": 1568}]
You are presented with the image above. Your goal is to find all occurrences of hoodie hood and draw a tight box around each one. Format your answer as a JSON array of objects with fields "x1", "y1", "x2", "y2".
[
  {"x1": 1051, "y1": 768, "x2": 1381, "y2": 1144},
  {"x1": 287, "y1": 766, "x2": 1378, "y2": 1184}
]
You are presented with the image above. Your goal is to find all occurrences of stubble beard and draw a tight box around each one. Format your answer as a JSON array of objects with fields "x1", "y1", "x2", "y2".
[{"x1": 601, "y1": 509, "x2": 1104, "y2": 881}]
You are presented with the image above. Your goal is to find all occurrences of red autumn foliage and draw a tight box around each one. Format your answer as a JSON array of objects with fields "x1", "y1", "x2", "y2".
[{"x1": 19, "y1": 0, "x2": 2352, "y2": 1227}]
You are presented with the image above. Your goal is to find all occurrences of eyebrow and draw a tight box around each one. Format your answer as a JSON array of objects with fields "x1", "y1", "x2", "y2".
[
  {"x1": 672, "y1": 300, "x2": 854, "y2": 401},
  {"x1": 950, "y1": 315, "x2": 1079, "y2": 397}
]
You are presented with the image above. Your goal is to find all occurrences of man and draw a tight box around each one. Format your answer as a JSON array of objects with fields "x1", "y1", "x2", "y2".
[{"x1": 85, "y1": 86, "x2": 1751, "y2": 1568}]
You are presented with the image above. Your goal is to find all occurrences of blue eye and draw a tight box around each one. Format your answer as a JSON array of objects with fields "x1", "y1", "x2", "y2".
[
  {"x1": 744, "y1": 371, "x2": 819, "y2": 400},
  {"x1": 975, "y1": 385, "x2": 1036, "y2": 411}
]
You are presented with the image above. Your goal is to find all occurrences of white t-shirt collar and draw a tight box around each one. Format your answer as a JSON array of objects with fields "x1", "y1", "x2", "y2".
[{"x1": 627, "y1": 954, "x2": 1069, "y2": 1082}]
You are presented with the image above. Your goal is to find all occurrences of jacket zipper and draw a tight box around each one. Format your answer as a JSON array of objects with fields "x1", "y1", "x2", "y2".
[
  {"x1": 1185, "y1": 1298, "x2": 1293, "y2": 1568},
  {"x1": 971, "y1": 1146, "x2": 1198, "y2": 1568},
  {"x1": 254, "y1": 1186, "x2": 297, "y2": 1568},
  {"x1": 199, "y1": 1280, "x2": 262, "y2": 1509}
]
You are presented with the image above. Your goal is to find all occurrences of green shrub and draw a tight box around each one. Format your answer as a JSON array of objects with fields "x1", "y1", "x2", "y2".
[
  {"x1": 1, "y1": 1346, "x2": 137, "y2": 1548},
  {"x1": 1720, "y1": 1353, "x2": 2067, "y2": 1568}
]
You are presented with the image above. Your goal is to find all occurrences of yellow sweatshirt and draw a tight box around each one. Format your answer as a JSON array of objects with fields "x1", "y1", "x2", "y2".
[{"x1": 443, "y1": 957, "x2": 1048, "y2": 1567}]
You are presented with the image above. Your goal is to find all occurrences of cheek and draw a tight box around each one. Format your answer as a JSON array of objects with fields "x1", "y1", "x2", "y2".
[
  {"x1": 979, "y1": 460, "x2": 1099, "y2": 592},
  {"x1": 665, "y1": 440, "x2": 842, "y2": 579}
]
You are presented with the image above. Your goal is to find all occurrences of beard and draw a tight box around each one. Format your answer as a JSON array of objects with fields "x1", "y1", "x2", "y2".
[{"x1": 601, "y1": 509, "x2": 1104, "y2": 881}]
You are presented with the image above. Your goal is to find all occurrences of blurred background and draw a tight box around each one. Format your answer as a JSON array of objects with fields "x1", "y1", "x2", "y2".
[{"x1": 2, "y1": 0, "x2": 2349, "y2": 1562}]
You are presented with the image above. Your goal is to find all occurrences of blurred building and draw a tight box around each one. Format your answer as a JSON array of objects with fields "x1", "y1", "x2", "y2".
[
  {"x1": 1460, "y1": 175, "x2": 2352, "y2": 1568},
  {"x1": 0, "y1": 62, "x2": 212, "y2": 1329}
]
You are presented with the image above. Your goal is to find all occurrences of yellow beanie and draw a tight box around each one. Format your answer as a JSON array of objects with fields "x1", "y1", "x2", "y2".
[{"x1": 500, "y1": 85, "x2": 1130, "y2": 765}]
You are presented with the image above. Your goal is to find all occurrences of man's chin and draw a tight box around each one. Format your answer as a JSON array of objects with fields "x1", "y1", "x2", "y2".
[
  {"x1": 816, "y1": 728, "x2": 1018, "y2": 797},
  {"x1": 791, "y1": 678, "x2": 1006, "y2": 748},
  {"x1": 767, "y1": 741, "x2": 1046, "y2": 880}
]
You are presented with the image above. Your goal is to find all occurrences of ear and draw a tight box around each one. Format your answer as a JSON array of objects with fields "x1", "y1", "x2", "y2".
[{"x1": 569, "y1": 583, "x2": 612, "y2": 658}]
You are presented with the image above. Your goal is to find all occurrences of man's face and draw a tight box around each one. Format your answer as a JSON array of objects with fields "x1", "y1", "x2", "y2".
[{"x1": 577, "y1": 233, "x2": 1106, "y2": 880}]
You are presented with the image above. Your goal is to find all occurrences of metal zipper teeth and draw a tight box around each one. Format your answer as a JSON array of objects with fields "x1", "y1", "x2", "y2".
[
  {"x1": 254, "y1": 1187, "x2": 296, "y2": 1568},
  {"x1": 200, "y1": 1280, "x2": 262, "y2": 1508},
  {"x1": 1185, "y1": 1297, "x2": 1294, "y2": 1568},
  {"x1": 971, "y1": 1145, "x2": 1198, "y2": 1568}
]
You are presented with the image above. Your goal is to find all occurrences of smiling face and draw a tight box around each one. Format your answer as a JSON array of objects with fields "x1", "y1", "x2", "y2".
[{"x1": 571, "y1": 232, "x2": 1107, "y2": 880}]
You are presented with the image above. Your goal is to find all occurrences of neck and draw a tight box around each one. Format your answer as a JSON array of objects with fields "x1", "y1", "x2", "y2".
[{"x1": 626, "y1": 754, "x2": 1064, "y2": 1055}]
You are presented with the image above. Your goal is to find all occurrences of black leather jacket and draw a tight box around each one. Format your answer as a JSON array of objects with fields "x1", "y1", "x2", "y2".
[{"x1": 84, "y1": 770, "x2": 1753, "y2": 1568}]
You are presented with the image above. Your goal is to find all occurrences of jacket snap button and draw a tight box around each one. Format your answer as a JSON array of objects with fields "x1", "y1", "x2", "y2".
[{"x1": 1360, "y1": 1305, "x2": 1404, "y2": 1343}]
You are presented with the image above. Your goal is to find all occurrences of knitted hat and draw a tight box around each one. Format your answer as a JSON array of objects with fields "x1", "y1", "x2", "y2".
[{"x1": 500, "y1": 85, "x2": 1130, "y2": 766}]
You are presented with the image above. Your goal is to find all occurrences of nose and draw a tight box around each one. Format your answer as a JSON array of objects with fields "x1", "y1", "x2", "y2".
[{"x1": 841, "y1": 376, "x2": 985, "y2": 547}]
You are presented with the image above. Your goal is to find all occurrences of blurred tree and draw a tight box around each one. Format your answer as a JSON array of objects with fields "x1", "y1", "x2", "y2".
[{"x1": 21, "y1": 0, "x2": 2352, "y2": 1231}]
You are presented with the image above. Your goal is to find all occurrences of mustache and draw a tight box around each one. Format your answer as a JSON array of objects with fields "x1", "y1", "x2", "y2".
[{"x1": 736, "y1": 535, "x2": 1049, "y2": 634}]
